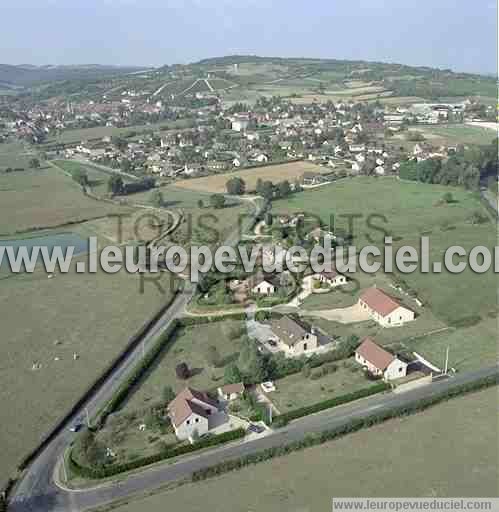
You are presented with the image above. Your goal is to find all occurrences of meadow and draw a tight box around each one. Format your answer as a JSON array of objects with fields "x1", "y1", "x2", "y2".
[
  {"x1": 0, "y1": 164, "x2": 130, "y2": 235},
  {"x1": 0, "y1": 259, "x2": 175, "y2": 478},
  {"x1": 175, "y1": 161, "x2": 326, "y2": 193},
  {"x1": 408, "y1": 124, "x2": 497, "y2": 146},
  {"x1": 113, "y1": 387, "x2": 498, "y2": 512}
]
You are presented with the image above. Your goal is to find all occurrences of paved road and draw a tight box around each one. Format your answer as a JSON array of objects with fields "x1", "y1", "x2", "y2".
[
  {"x1": 9, "y1": 195, "x2": 264, "y2": 512},
  {"x1": 10, "y1": 365, "x2": 497, "y2": 512}
]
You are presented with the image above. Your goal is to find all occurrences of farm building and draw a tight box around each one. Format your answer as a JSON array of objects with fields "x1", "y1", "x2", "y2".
[
  {"x1": 355, "y1": 337, "x2": 408, "y2": 381},
  {"x1": 358, "y1": 287, "x2": 415, "y2": 328}
]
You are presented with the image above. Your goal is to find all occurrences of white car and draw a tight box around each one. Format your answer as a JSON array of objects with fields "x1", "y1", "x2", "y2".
[{"x1": 261, "y1": 381, "x2": 276, "y2": 393}]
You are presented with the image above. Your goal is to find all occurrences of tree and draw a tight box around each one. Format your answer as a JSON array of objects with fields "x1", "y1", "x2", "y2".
[
  {"x1": 108, "y1": 175, "x2": 123, "y2": 195},
  {"x1": 442, "y1": 192, "x2": 454, "y2": 204},
  {"x1": 224, "y1": 363, "x2": 242, "y2": 385},
  {"x1": 209, "y1": 193, "x2": 225, "y2": 209},
  {"x1": 176, "y1": 362, "x2": 190, "y2": 380},
  {"x1": 264, "y1": 212, "x2": 273, "y2": 226},
  {"x1": 150, "y1": 189, "x2": 163, "y2": 207},
  {"x1": 226, "y1": 176, "x2": 246, "y2": 195},
  {"x1": 197, "y1": 199, "x2": 204, "y2": 208},
  {"x1": 162, "y1": 385, "x2": 176, "y2": 404},
  {"x1": 29, "y1": 158, "x2": 40, "y2": 169},
  {"x1": 261, "y1": 180, "x2": 275, "y2": 201},
  {"x1": 86, "y1": 439, "x2": 107, "y2": 467},
  {"x1": 205, "y1": 345, "x2": 221, "y2": 368},
  {"x1": 277, "y1": 180, "x2": 292, "y2": 198}
]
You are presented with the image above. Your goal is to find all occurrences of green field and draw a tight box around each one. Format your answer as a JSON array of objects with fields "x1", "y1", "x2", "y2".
[
  {"x1": 408, "y1": 124, "x2": 497, "y2": 146},
  {"x1": 121, "y1": 321, "x2": 246, "y2": 412},
  {"x1": 113, "y1": 387, "x2": 498, "y2": 512},
  {"x1": 0, "y1": 164, "x2": 130, "y2": 235},
  {"x1": 274, "y1": 177, "x2": 496, "y2": 370},
  {"x1": 0, "y1": 261, "x2": 175, "y2": 478},
  {"x1": 270, "y1": 359, "x2": 378, "y2": 413},
  {"x1": 0, "y1": 141, "x2": 37, "y2": 170}
]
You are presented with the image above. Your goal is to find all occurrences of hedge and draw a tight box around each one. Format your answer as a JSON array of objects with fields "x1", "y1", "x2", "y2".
[
  {"x1": 192, "y1": 374, "x2": 498, "y2": 481},
  {"x1": 98, "y1": 319, "x2": 180, "y2": 424},
  {"x1": 272, "y1": 382, "x2": 390, "y2": 427},
  {"x1": 70, "y1": 428, "x2": 246, "y2": 479},
  {"x1": 179, "y1": 313, "x2": 247, "y2": 326},
  {"x1": 16, "y1": 290, "x2": 180, "y2": 472}
]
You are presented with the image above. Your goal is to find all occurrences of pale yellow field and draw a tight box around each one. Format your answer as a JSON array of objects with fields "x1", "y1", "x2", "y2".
[{"x1": 175, "y1": 161, "x2": 327, "y2": 193}]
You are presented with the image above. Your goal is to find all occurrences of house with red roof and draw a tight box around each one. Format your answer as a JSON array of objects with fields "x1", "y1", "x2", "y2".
[
  {"x1": 358, "y1": 287, "x2": 415, "y2": 327},
  {"x1": 167, "y1": 387, "x2": 221, "y2": 441},
  {"x1": 355, "y1": 337, "x2": 408, "y2": 381}
]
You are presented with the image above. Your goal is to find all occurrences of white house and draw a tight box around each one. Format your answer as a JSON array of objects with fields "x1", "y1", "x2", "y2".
[
  {"x1": 217, "y1": 382, "x2": 245, "y2": 401},
  {"x1": 355, "y1": 337, "x2": 408, "y2": 381},
  {"x1": 247, "y1": 271, "x2": 277, "y2": 296},
  {"x1": 270, "y1": 316, "x2": 319, "y2": 356},
  {"x1": 231, "y1": 114, "x2": 250, "y2": 132},
  {"x1": 167, "y1": 387, "x2": 221, "y2": 442},
  {"x1": 314, "y1": 269, "x2": 347, "y2": 288},
  {"x1": 358, "y1": 287, "x2": 415, "y2": 328}
]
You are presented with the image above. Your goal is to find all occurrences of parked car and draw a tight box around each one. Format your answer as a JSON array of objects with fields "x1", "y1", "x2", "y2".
[
  {"x1": 247, "y1": 423, "x2": 265, "y2": 434},
  {"x1": 261, "y1": 381, "x2": 276, "y2": 393},
  {"x1": 69, "y1": 423, "x2": 82, "y2": 433}
]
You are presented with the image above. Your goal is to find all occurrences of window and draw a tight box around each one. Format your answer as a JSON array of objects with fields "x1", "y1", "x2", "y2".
[
  {"x1": 399, "y1": 367, "x2": 403, "y2": 372},
  {"x1": 303, "y1": 343, "x2": 308, "y2": 351},
  {"x1": 195, "y1": 418, "x2": 199, "y2": 423},
  {"x1": 186, "y1": 420, "x2": 190, "y2": 425},
  {"x1": 206, "y1": 409, "x2": 211, "y2": 415}
]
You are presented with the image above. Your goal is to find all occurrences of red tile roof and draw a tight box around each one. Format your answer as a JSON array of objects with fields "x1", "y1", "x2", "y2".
[
  {"x1": 356, "y1": 337, "x2": 395, "y2": 371},
  {"x1": 167, "y1": 387, "x2": 218, "y2": 428},
  {"x1": 360, "y1": 287, "x2": 401, "y2": 317}
]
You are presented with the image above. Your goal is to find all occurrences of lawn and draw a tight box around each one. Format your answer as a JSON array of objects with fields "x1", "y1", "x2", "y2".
[
  {"x1": 0, "y1": 259, "x2": 175, "y2": 479},
  {"x1": 408, "y1": 124, "x2": 497, "y2": 146},
  {"x1": 269, "y1": 359, "x2": 378, "y2": 413},
  {"x1": 0, "y1": 164, "x2": 131, "y2": 235},
  {"x1": 175, "y1": 161, "x2": 326, "y2": 193},
  {"x1": 0, "y1": 141, "x2": 37, "y2": 170},
  {"x1": 113, "y1": 387, "x2": 498, "y2": 512},
  {"x1": 121, "y1": 321, "x2": 246, "y2": 413}
]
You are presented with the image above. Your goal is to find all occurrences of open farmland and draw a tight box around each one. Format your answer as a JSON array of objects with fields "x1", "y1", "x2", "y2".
[
  {"x1": 114, "y1": 387, "x2": 498, "y2": 512},
  {"x1": 0, "y1": 141, "x2": 37, "y2": 170},
  {"x1": 175, "y1": 161, "x2": 328, "y2": 193},
  {"x1": 0, "y1": 164, "x2": 131, "y2": 235},
  {"x1": 0, "y1": 260, "x2": 175, "y2": 478}
]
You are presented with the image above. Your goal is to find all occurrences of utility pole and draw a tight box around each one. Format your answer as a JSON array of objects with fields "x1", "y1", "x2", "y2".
[
  {"x1": 142, "y1": 340, "x2": 146, "y2": 359},
  {"x1": 85, "y1": 407, "x2": 91, "y2": 428},
  {"x1": 268, "y1": 404, "x2": 272, "y2": 425},
  {"x1": 444, "y1": 346, "x2": 449, "y2": 375}
]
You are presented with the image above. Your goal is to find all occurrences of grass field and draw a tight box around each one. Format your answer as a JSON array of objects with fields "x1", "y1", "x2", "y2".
[
  {"x1": 0, "y1": 260, "x2": 175, "y2": 478},
  {"x1": 270, "y1": 359, "x2": 378, "y2": 413},
  {"x1": 114, "y1": 387, "x2": 498, "y2": 512},
  {"x1": 175, "y1": 161, "x2": 327, "y2": 193},
  {"x1": 0, "y1": 164, "x2": 130, "y2": 235},
  {"x1": 121, "y1": 321, "x2": 246, "y2": 412},
  {"x1": 408, "y1": 124, "x2": 497, "y2": 146},
  {"x1": 273, "y1": 177, "x2": 496, "y2": 369},
  {"x1": 0, "y1": 141, "x2": 37, "y2": 170}
]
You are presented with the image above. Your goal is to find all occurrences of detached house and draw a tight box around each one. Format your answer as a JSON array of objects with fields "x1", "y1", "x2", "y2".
[
  {"x1": 270, "y1": 316, "x2": 318, "y2": 356},
  {"x1": 358, "y1": 287, "x2": 415, "y2": 327},
  {"x1": 314, "y1": 269, "x2": 347, "y2": 288},
  {"x1": 247, "y1": 271, "x2": 278, "y2": 296},
  {"x1": 167, "y1": 387, "x2": 220, "y2": 441},
  {"x1": 218, "y1": 382, "x2": 245, "y2": 401},
  {"x1": 355, "y1": 337, "x2": 408, "y2": 381}
]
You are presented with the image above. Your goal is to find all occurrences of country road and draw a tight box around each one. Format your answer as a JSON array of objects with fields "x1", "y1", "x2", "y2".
[
  {"x1": 10, "y1": 366, "x2": 498, "y2": 512},
  {"x1": 8, "y1": 195, "x2": 265, "y2": 512}
]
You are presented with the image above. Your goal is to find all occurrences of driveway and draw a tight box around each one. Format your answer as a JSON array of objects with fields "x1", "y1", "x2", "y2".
[{"x1": 304, "y1": 303, "x2": 370, "y2": 324}]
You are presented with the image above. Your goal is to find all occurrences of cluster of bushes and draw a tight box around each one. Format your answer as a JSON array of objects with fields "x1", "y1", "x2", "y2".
[
  {"x1": 179, "y1": 312, "x2": 246, "y2": 327},
  {"x1": 272, "y1": 382, "x2": 390, "y2": 427},
  {"x1": 309, "y1": 362, "x2": 338, "y2": 380},
  {"x1": 192, "y1": 374, "x2": 498, "y2": 482},
  {"x1": 70, "y1": 428, "x2": 246, "y2": 479}
]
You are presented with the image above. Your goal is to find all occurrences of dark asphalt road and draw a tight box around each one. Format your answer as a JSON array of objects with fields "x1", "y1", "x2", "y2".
[{"x1": 10, "y1": 365, "x2": 497, "y2": 512}]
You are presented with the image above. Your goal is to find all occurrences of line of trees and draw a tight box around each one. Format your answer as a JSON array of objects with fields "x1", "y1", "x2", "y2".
[{"x1": 108, "y1": 175, "x2": 155, "y2": 195}]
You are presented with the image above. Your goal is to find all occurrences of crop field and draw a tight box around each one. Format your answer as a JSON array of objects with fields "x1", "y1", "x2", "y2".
[
  {"x1": 121, "y1": 321, "x2": 246, "y2": 412},
  {"x1": 175, "y1": 161, "x2": 327, "y2": 193},
  {"x1": 0, "y1": 164, "x2": 131, "y2": 235},
  {"x1": 0, "y1": 260, "x2": 175, "y2": 478},
  {"x1": 408, "y1": 124, "x2": 497, "y2": 146},
  {"x1": 114, "y1": 387, "x2": 498, "y2": 512}
]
